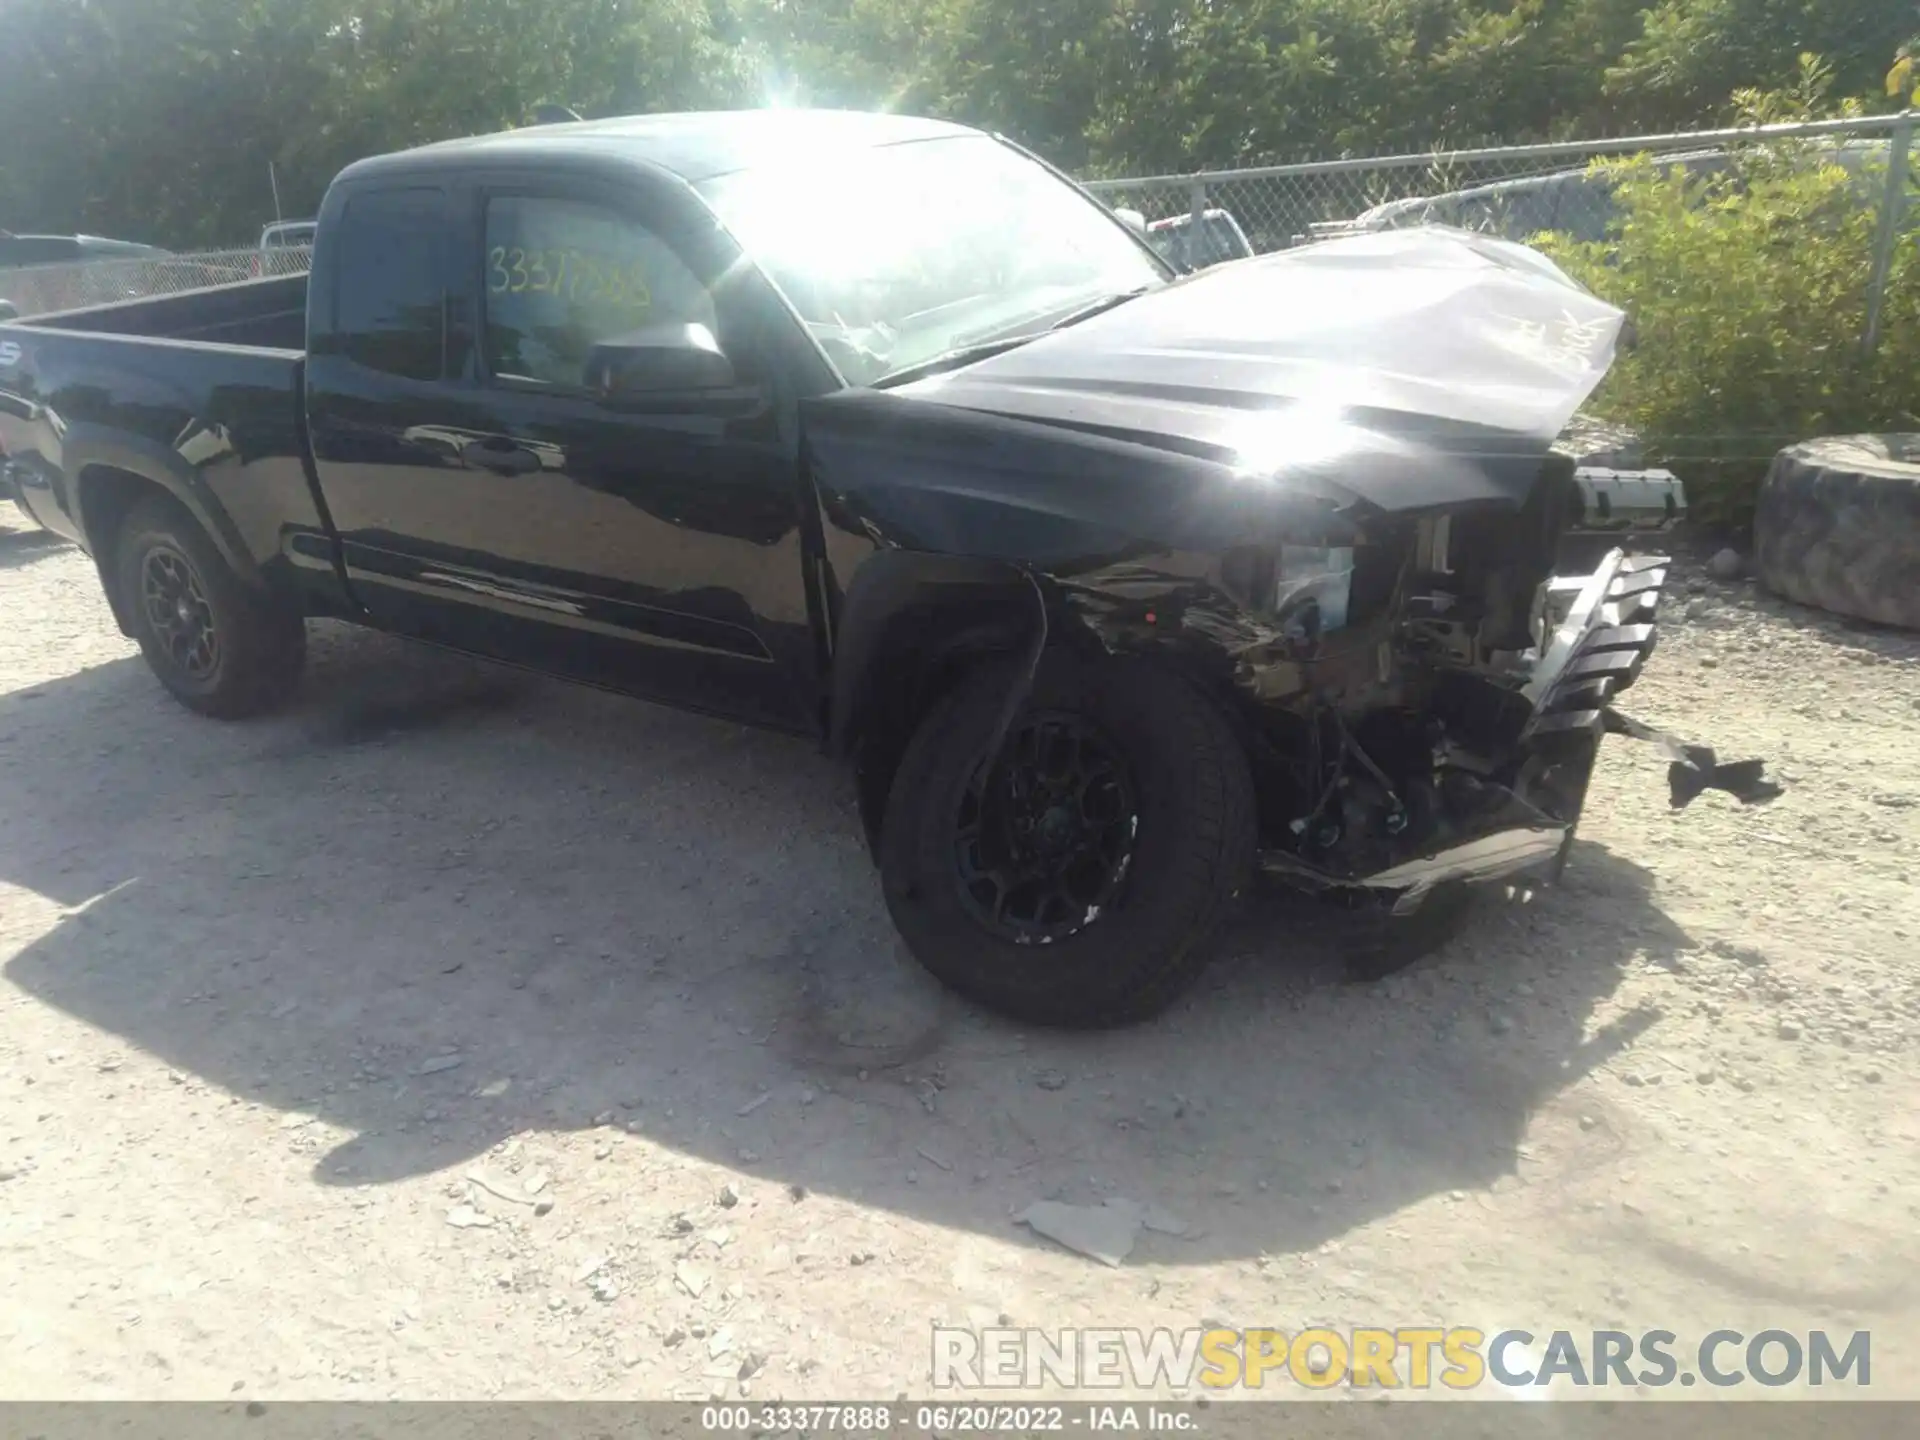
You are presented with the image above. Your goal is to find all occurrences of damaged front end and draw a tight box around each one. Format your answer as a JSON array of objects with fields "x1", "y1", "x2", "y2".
[
  {"x1": 1107, "y1": 502, "x2": 1778, "y2": 919},
  {"x1": 808, "y1": 226, "x2": 1780, "y2": 918}
]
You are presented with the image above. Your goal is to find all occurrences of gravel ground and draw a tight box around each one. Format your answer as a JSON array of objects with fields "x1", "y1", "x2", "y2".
[{"x1": 2, "y1": 503, "x2": 1918, "y2": 1402}]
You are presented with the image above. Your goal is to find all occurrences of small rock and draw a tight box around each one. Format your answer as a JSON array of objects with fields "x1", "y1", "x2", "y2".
[
  {"x1": 593, "y1": 1110, "x2": 616, "y2": 1127},
  {"x1": 1695, "y1": 1069, "x2": 1716, "y2": 1086},
  {"x1": 848, "y1": 1251, "x2": 875, "y2": 1267},
  {"x1": 737, "y1": 1092, "x2": 773, "y2": 1117},
  {"x1": 737, "y1": 1148, "x2": 761, "y2": 1164},
  {"x1": 1035, "y1": 1069, "x2": 1068, "y2": 1092},
  {"x1": 1864, "y1": 1070, "x2": 1884, "y2": 1085},
  {"x1": 663, "y1": 1327, "x2": 688, "y2": 1348},
  {"x1": 547, "y1": 1295, "x2": 566, "y2": 1312},
  {"x1": 591, "y1": 1277, "x2": 620, "y2": 1303},
  {"x1": 787, "y1": 1183, "x2": 807, "y2": 1203},
  {"x1": 738, "y1": 1350, "x2": 768, "y2": 1381},
  {"x1": 1488, "y1": 1013, "x2": 1513, "y2": 1036},
  {"x1": 1708, "y1": 548, "x2": 1743, "y2": 580},
  {"x1": 1778, "y1": 1020, "x2": 1803, "y2": 1040},
  {"x1": 674, "y1": 1262, "x2": 710, "y2": 1298},
  {"x1": 445, "y1": 1205, "x2": 494, "y2": 1230},
  {"x1": 1578, "y1": 1115, "x2": 1598, "y2": 1132},
  {"x1": 1623, "y1": 1073, "x2": 1645, "y2": 1087},
  {"x1": 717, "y1": 1182, "x2": 740, "y2": 1209},
  {"x1": 593, "y1": 1142, "x2": 613, "y2": 1161},
  {"x1": 416, "y1": 1054, "x2": 464, "y2": 1076},
  {"x1": 797, "y1": 1088, "x2": 817, "y2": 1106},
  {"x1": 621, "y1": 1349, "x2": 643, "y2": 1369},
  {"x1": 708, "y1": 1327, "x2": 735, "y2": 1358}
]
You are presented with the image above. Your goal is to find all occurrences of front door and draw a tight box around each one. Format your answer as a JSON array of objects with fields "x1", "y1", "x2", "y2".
[{"x1": 305, "y1": 169, "x2": 832, "y2": 734}]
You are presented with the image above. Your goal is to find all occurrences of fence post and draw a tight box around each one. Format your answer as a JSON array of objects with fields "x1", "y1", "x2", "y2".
[
  {"x1": 1864, "y1": 112, "x2": 1913, "y2": 356},
  {"x1": 1188, "y1": 178, "x2": 1208, "y2": 243}
]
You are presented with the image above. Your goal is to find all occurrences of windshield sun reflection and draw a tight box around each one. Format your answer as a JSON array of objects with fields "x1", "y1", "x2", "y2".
[{"x1": 700, "y1": 134, "x2": 1165, "y2": 386}]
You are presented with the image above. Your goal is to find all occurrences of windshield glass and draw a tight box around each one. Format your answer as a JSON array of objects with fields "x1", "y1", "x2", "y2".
[{"x1": 699, "y1": 134, "x2": 1165, "y2": 385}]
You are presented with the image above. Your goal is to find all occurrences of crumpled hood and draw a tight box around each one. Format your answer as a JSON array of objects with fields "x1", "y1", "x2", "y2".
[{"x1": 897, "y1": 227, "x2": 1625, "y2": 512}]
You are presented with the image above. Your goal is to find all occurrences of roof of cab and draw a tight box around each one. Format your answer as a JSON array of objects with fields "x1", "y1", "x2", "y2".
[{"x1": 338, "y1": 109, "x2": 980, "y2": 187}]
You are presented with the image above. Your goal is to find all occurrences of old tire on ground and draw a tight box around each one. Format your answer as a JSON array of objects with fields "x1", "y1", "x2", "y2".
[
  {"x1": 115, "y1": 495, "x2": 306, "y2": 718},
  {"x1": 880, "y1": 655, "x2": 1256, "y2": 1028},
  {"x1": 1754, "y1": 436, "x2": 1920, "y2": 630}
]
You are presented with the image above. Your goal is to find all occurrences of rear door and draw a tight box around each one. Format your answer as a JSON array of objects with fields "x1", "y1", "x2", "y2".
[{"x1": 304, "y1": 165, "x2": 829, "y2": 733}]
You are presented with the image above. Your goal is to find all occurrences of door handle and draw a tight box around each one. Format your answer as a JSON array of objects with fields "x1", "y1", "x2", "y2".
[{"x1": 460, "y1": 438, "x2": 544, "y2": 476}]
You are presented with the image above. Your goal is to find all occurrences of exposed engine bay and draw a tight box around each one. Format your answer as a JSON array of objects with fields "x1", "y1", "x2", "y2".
[{"x1": 1194, "y1": 471, "x2": 1773, "y2": 911}]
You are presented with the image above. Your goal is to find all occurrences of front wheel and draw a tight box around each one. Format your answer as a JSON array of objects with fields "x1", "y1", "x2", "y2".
[
  {"x1": 115, "y1": 496, "x2": 306, "y2": 718},
  {"x1": 880, "y1": 656, "x2": 1255, "y2": 1028}
]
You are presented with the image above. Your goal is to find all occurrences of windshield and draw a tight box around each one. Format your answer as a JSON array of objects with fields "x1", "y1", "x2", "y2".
[{"x1": 699, "y1": 134, "x2": 1166, "y2": 386}]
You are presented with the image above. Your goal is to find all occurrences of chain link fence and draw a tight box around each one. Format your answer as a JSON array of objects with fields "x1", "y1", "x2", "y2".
[
  {"x1": 0, "y1": 245, "x2": 312, "y2": 320},
  {"x1": 1087, "y1": 111, "x2": 1914, "y2": 350}
]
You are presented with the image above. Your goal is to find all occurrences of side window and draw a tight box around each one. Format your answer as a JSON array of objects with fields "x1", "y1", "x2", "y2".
[
  {"x1": 332, "y1": 188, "x2": 445, "y2": 381},
  {"x1": 482, "y1": 195, "x2": 717, "y2": 388}
]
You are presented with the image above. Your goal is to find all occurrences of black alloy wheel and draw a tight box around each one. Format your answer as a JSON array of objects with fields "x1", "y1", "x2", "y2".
[
  {"x1": 139, "y1": 543, "x2": 221, "y2": 681},
  {"x1": 953, "y1": 712, "x2": 1139, "y2": 944}
]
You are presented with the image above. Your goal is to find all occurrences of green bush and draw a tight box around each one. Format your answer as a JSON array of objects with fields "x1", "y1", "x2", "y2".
[{"x1": 1539, "y1": 71, "x2": 1918, "y2": 527}]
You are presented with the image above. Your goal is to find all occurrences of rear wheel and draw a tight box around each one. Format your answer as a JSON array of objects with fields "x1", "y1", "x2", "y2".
[
  {"x1": 880, "y1": 655, "x2": 1255, "y2": 1028},
  {"x1": 115, "y1": 496, "x2": 305, "y2": 718}
]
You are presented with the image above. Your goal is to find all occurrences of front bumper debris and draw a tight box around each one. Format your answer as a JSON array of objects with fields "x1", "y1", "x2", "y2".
[
  {"x1": 1522, "y1": 546, "x2": 1668, "y2": 736},
  {"x1": 1257, "y1": 547, "x2": 1779, "y2": 913}
]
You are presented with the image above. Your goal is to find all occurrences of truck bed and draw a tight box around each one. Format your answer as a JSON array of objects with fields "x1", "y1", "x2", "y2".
[
  {"x1": 17, "y1": 272, "x2": 308, "y2": 350},
  {"x1": 0, "y1": 272, "x2": 343, "y2": 618}
]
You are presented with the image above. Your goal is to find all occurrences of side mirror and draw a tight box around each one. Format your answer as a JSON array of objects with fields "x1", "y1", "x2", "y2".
[
  {"x1": 1114, "y1": 207, "x2": 1148, "y2": 238},
  {"x1": 587, "y1": 322, "x2": 735, "y2": 398}
]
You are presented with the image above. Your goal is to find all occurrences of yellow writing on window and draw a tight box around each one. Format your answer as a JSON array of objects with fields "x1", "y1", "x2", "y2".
[{"x1": 487, "y1": 246, "x2": 653, "y2": 313}]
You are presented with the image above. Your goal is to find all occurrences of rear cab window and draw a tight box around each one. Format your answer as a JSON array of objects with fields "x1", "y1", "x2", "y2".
[{"x1": 328, "y1": 187, "x2": 448, "y2": 381}]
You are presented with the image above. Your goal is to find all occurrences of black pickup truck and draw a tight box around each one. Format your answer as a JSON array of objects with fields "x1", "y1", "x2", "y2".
[{"x1": 0, "y1": 110, "x2": 1769, "y2": 1027}]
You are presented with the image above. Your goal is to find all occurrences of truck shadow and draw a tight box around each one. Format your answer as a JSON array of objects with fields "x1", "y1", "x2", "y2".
[
  {"x1": 0, "y1": 521, "x2": 67, "y2": 572},
  {"x1": 0, "y1": 624, "x2": 1688, "y2": 1264}
]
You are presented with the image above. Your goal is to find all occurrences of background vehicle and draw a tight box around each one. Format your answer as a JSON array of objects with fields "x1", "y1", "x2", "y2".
[
  {"x1": 249, "y1": 220, "x2": 317, "y2": 278},
  {"x1": 1309, "y1": 137, "x2": 1891, "y2": 246},
  {"x1": 1145, "y1": 207, "x2": 1255, "y2": 270},
  {"x1": 0, "y1": 111, "x2": 1738, "y2": 1028},
  {"x1": 0, "y1": 231, "x2": 170, "y2": 271},
  {"x1": 259, "y1": 220, "x2": 318, "y2": 251}
]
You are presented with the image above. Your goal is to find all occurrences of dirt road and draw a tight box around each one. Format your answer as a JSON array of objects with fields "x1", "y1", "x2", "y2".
[{"x1": 2, "y1": 507, "x2": 1917, "y2": 1401}]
